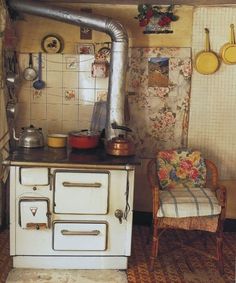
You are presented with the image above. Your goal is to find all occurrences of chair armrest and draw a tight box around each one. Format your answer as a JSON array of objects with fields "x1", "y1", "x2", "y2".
[{"x1": 215, "y1": 184, "x2": 227, "y2": 208}]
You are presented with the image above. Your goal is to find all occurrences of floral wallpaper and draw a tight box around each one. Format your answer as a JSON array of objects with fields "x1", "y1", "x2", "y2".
[{"x1": 126, "y1": 47, "x2": 192, "y2": 158}]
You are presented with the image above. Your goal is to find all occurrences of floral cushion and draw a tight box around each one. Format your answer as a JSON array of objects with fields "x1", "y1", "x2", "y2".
[{"x1": 157, "y1": 149, "x2": 207, "y2": 190}]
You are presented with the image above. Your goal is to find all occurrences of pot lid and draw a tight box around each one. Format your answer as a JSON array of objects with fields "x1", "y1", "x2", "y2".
[
  {"x1": 69, "y1": 130, "x2": 99, "y2": 137},
  {"x1": 21, "y1": 125, "x2": 42, "y2": 132}
]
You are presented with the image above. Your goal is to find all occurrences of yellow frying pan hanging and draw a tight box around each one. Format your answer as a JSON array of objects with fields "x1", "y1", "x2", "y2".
[
  {"x1": 194, "y1": 28, "x2": 220, "y2": 75},
  {"x1": 220, "y1": 24, "x2": 236, "y2": 64}
]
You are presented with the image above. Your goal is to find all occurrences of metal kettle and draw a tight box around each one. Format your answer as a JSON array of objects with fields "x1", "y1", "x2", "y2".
[
  {"x1": 13, "y1": 125, "x2": 44, "y2": 148},
  {"x1": 106, "y1": 122, "x2": 135, "y2": 156}
]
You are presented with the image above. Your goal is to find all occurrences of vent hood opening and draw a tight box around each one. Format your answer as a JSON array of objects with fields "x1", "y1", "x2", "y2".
[{"x1": 7, "y1": 0, "x2": 129, "y2": 140}]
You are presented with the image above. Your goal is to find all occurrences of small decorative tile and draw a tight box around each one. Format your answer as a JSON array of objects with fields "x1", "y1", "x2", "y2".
[
  {"x1": 96, "y1": 90, "x2": 107, "y2": 101},
  {"x1": 63, "y1": 89, "x2": 77, "y2": 103},
  {"x1": 64, "y1": 56, "x2": 79, "y2": 71},
  {"x1": 32, "y1": 89, "x2": 46, "y2": 103}
]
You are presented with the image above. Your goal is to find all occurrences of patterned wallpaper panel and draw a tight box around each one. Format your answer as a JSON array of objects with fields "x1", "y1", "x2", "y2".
[
  {"x1": 189, "y1": 7, "x2": 236, "y2": 180},
  {"x1": 126, "y1": 47, "x2": 192, "y2": 158}
]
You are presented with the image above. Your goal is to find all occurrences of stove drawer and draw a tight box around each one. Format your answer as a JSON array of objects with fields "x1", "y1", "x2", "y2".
[
  {"x1": 53, "y1": 170, "x2": 109, "y2": 214},
  {"x1": 20, "y1": 167, "x2": 49, "y2": 186},
  {"x1": 53, "y1": 221, "x2": 107, "y2": 251}
]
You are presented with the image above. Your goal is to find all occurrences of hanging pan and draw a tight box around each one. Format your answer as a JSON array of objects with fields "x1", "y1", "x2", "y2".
[
  {"x1": 23, "y1": 53, "x2": 38, "y2": 81},
  {"x1": 220, "y1": 24, "x2": 236, "y2": 64},
  {"x1": 194, "y1": 28, "x2": 220, "y2": 75}
]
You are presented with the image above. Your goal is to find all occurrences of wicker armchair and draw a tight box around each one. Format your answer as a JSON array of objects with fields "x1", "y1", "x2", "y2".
[{"x1": 147, "y1": 149, "x2": 227, "y2": 274}]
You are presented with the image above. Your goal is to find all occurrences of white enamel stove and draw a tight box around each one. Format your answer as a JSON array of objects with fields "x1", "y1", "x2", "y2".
[{"x1": 9, "y1": 165, "x2": 135, "y2": 269}]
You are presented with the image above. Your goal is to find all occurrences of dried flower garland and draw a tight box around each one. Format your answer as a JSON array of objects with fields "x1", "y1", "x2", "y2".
[{"x1": 135, "y1": 4, "x2": 179, "y2": 28}]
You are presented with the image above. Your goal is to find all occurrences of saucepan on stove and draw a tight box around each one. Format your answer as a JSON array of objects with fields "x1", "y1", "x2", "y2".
[{"x1": 68, "y1": 130, "x2": 100, "y2": 149}]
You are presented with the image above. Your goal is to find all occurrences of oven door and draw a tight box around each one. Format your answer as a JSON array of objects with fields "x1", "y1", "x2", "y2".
[{"x1": 53, "y1": 170, "x2": 109, "y2": 214}]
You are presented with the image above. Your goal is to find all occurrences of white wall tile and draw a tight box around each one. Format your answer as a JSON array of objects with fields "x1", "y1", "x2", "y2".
[
  {"x1": 78, "y1": 72, "x2": 95, "y2": 88},
  {"x1": 78, "y1": 89, "x2": 95, "y2": 105},
  {"x1": 62, "y1": 104, "x2": 79, "y2": 121},
  {"x1": 30, "y1": 103, "x2": 46, "y2": 120},
  {"x1": 47, "y1": 104, "x2": 62, "y2": 120},
  {"x1": 95, "y1": 77, "x2": 109, "y2": 89},
  {"x1": 79, "y1": 54, "x2": 94, "y2": 71},
  {"x1": 17, "y1": 102, "x2": 30, "y2": 121},
  {"x1": 47, "y1": 88, "x2": 63, "y2": 104},
  {"x1": 63, "y1": 71, "x2": 78, "y2": 88},
  {"x1": 78, "y1": 105, "x2": 94, "y2": 129},
  {"x1": 47, "y1": 120, "x2": 63, "y2": 134},
  {"x1": 47, "y1": 54, "x2": 63, "y2": 71},
  {"x1": 47, "y1": 71, "x2": 63, "y2": 88},
  {"x1": 62, "y1": 120, "x2": 79, "y2": 133}
]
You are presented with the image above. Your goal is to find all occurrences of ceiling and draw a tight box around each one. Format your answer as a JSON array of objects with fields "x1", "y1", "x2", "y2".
[{"x1": 38, "y1": 0, "x2": 236, "y2": 5}]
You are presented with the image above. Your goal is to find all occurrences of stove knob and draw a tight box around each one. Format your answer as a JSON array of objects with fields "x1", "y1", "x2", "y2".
[{"x1": 114, "y1": 209, "x2": 123, "y2": 224}]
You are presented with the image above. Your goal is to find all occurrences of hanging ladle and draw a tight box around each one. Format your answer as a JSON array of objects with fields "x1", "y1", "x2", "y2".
[{"x1": 33, "y1": 52, "x2": 45, "y2": 90}]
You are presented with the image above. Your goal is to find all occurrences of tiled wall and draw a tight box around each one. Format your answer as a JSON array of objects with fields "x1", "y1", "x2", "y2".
[{"x1": 16, "y1": 53, "x2": 108, "y2": 137}]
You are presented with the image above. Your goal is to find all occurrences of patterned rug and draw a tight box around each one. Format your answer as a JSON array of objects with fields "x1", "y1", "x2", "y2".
[
  {"x1": 0, "y1": 226, "x2": 235, "y2": 283},
  {"x1": 128, "y1": 226, "x2": 236, "y2": 283}
]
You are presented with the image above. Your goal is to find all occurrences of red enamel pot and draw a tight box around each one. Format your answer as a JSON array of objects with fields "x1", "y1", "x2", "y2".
[{"x1": 68, "y1": 130, "x2": 100, "y2": 149}]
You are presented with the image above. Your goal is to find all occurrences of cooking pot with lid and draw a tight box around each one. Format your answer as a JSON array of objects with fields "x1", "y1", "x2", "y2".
[
  {"x1": 68, "y1": 130, "x2": 100, "y2": 149},
  {"x1": 13, "y1": 125, "x2": 44, "y2": 148}
]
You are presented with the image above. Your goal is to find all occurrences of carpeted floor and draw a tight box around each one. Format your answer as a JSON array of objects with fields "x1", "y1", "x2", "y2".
[{"x1": 0, "y1": 225, "x2": 235, "y2": 283}]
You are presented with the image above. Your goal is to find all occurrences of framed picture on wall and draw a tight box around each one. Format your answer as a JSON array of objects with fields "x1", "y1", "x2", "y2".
[
  {"x1": 77, "y1": 43, "x2": 95, "y2": 55},
  {"x1": 148, "y1": 57, "x2": 169, "y2": 87}
]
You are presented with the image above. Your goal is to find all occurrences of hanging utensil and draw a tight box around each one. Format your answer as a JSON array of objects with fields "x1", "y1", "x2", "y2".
[
  {"x1": 220, "y1": 24, "x2": 236, "y2": 64},
  {"x1": 23, "y1": 53, "x2": 38, "y2": 81},
  {"x1": 194, "y1": 28, "x2": 220, "y2": 75},
  {"x1": 6, "y1": 55, "x2": 20, "y2": 87},
  {"x1": 33, "y1": 52, "x2": 46, "y2": 90}
]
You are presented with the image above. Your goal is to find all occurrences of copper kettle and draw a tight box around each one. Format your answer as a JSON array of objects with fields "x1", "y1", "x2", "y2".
[{"x1": 106, "y1": 123, "x2": 135, "y2": 156}]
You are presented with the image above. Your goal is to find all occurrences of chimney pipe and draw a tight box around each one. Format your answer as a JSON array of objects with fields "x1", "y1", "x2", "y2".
[{"x1": 8, "y1": 0, "x2": 128, "y2": 140}]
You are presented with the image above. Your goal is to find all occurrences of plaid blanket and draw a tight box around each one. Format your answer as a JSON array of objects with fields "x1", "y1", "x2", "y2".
[{"x1": 157, "y1": 187, "x2": 221, "y2": 218}]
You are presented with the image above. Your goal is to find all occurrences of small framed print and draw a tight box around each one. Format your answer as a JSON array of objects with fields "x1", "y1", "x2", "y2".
[
  {"x1": 80, "y1": 8, "x2": 92, "y2": 40},
  {"x1": 77, "y1": 43, "x2": 95, "y2": 55}
]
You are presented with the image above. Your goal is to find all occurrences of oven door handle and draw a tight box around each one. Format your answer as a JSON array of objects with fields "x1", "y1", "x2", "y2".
[
  {"x1": 62, "y1": 181, "x2": 102, "y2": 188},
  {"x1": 61, "y1": 229, "x2": 100, "y2": 236}
]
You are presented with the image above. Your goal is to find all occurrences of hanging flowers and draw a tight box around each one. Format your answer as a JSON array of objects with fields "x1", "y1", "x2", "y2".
[{"x1": 135, "y1": 4, "x2": 179, "y2": 33}]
